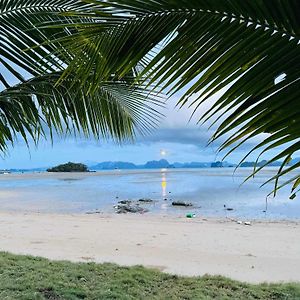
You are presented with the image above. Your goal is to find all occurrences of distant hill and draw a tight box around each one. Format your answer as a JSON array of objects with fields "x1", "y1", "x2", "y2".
[
  {"x1": 5, "y1": 157, "x2": 299, "y2": 173},
  {"x1": 240, "y1": 160, "x2": 282, "y2": 167},
  {"x1": 90, "y1": 159, "x2": 174, "y2": 170},
  {"x1": 144, "y1": 159, "x2": 173, "y2": 169},
  {"x1": 173, "y1": 162, "x2": 211, "y2": 168},
  {"x1": 8, "y1": 167, "x2": 47, "y2": 173},
  {"x1": 91, "y1": 161, "x2": 137, "y2": 170},
  {"x1": 89, "y1": 158, "x2": 298, "y2": 171}
]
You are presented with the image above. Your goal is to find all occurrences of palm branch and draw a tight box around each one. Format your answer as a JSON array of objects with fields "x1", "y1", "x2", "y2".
[
  {"x1": 59, "y1": 0, "x2": 300, "y2": 197},
  {"x1": 0, "y1": 0, "x2": 162, "y2": 152}
]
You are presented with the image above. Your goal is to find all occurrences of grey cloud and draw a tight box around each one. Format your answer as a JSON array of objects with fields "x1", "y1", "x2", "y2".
[
  {"x1": 137, "y1": 127, "x2": 213, "y2": 147},
  {"x1": 136, "y1": 127, "x2": 283, "y2": 159}
]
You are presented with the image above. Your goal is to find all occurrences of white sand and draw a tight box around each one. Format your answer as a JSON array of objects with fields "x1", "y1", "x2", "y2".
[{"x1": 0, "y1": 212, "x2": 299, "y2": 283}]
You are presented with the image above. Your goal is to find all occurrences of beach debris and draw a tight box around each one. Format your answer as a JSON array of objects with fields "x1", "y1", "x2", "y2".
[
  {"x1": 172, "y1": 201, "x2": 193, "y2": 207},
  {"x1": 236, "y1": 220, "x2": 252, "y2": 226},
  {"x1": 186, "y1": 213, "x2": 196, "y2": 218}
]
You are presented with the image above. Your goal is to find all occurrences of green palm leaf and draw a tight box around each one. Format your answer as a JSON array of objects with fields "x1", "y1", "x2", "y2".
[
  {"x1": 0, "y1": 0, "x2": 163, "y2": 151},
  {"x1": 59, "y1": 0, "x2": 300, "y2": 196}
]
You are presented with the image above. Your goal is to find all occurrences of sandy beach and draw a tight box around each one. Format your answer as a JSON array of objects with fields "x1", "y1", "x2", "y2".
[{"x1": 0, "y1": 212, "x2": 299, "y2": 283}]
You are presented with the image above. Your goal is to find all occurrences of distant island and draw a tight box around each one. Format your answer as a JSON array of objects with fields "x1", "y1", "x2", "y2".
[
  {"x1": 47, "y1": 162, "x2": 89, "y2": 173},
  {"x1": 4, "y1": 157, "x2": 300, "y2": 173},
  {"x1": 89, "y1": 158, "x2": 297, "y2": 170}
]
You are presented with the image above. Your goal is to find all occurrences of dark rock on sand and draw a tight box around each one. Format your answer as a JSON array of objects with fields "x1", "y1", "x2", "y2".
[
  {"x1": 138, "y1": 198, "x2": 154, "y2": 203},
  {"x1": 172, "y1": 201, "x2": 193, "y2": 207},
  {"x1": 114, "y1": 204, "x2": 149, "y2": 214},
  {"x1": 224, "y1": 205, "x2": 234, "y2": 211},
  {"x1": 118, "y1": 200, "x2": 132, "y2": 205}
]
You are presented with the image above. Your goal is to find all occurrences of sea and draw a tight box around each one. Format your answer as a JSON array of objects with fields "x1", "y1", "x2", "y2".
[{"x1": 0, "y1": 168, "x2": 299, "y2": 220}]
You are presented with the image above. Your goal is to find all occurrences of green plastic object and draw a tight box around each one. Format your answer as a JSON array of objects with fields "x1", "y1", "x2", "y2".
[{"x1": 186, "y1": 213, "x2": 196, "y2": 218}]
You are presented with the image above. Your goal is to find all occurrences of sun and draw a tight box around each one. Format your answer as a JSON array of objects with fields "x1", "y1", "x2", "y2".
[{"x1": 160, "y1": 149, "x2": 167, "y2": 156}]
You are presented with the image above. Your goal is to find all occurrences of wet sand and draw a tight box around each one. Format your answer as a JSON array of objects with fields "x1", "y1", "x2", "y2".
[{"x1": 0, "y1": 212, "x2": 299, "y2": 283}]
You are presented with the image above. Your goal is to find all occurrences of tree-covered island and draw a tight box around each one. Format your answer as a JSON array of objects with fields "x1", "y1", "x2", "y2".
[{"x1": 47, "y1": 162, "x2": 89, "y2": 173}]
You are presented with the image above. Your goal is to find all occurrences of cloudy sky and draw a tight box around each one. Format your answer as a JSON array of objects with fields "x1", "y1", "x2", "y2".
[
  {"x1": 0, "y1": 87, "x2": 272, "y2": 169},
  {"x1": 1, "y1": 61, "x2": 278, "y2": 169}
]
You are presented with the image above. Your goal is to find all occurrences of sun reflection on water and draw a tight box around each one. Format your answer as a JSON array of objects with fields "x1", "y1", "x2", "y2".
[{"x1": 161, "y1": 170, "x2": 167, "y2": 198}]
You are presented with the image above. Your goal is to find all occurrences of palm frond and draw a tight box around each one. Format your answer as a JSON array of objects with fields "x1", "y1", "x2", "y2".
[
  {"x1": 60, "y1": 0, "x2": 300, "y2": 196},
  {"x1": 0, "y1": 72, "x2": 163, "y2": 150},
  {"x1": 0, "y1": 0, "x2": 163, "y2": 150}
]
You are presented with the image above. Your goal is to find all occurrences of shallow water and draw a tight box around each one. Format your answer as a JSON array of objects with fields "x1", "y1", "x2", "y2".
[{"x1": 0, "y1": 168, "x2": 299, "y2": 219}]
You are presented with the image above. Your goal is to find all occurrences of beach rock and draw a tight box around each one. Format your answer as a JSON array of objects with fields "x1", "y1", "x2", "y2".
[
  {"x1": 224, "y1": 205, "x2": 234, "y2": 211},
  {"x1": 138, "y1": 198, "x2": 154, "y2": 203},
  {"x1": 118, "y1": 200, "x2": 132, "y2": 205},
  {"x1": 172, "y1": 201, "x2": 193, "y2": 207},
  {"x1": 114, "y1": 204, "x2": 149, "y2": 214}
]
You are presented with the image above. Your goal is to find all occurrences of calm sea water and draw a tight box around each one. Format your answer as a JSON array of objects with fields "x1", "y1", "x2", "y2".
[{"x1": 0, "y1": 168, "x2": 299, "y2": 219}]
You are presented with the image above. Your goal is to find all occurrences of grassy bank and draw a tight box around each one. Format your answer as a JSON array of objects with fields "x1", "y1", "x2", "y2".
[{"x1": 0, "y1": 252, "x2": 299, "y2": 299}]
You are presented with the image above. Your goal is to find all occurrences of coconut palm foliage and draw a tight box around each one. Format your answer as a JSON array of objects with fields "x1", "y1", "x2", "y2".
[
  {"x1": 0, "y1": 0, "x2": 162, "y2": 152},
  {"x1": 58, "y1": 0, "x2": 300, "y2": 196}
]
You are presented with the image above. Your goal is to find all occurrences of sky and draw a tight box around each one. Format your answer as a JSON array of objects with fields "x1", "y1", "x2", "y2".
[
  {"x1": 0, "y1": 88, "x2": 274, "y2": 169},
  {"x1": 0, "y1": 56, "x2": 279, "y2": 170}
]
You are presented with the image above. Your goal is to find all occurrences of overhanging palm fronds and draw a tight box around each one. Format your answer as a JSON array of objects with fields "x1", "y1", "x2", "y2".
[
  {"x1": 0, "y1": 0, "x2": 163, "y2": 151},
  {"x1": 61, "y1": 0, "x2": 300, "y2": 196}
]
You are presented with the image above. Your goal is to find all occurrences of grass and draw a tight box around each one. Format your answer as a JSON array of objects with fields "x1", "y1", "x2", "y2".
[{"x1": 0, "y1": 252, "x2": 299, "y2": 299}]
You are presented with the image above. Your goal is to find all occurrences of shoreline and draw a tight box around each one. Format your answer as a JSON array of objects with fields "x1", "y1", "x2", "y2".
[
  {"x1": 0, "y1": 211, "x2": 299, "y2": 283},
  {"x1": 2, "y1": 207, "x2": 300, "y2": 222}
]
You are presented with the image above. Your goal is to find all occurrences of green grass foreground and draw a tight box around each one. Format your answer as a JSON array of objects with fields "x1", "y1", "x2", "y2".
[{"x1": 0, "y1": 252, "x2": 300, "y2": 299}]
